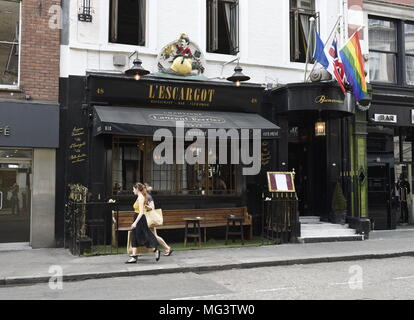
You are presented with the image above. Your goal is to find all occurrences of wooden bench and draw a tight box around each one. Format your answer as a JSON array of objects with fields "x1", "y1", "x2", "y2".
[{"x1": 112, "y1": 207, "x2": 253, "y2": 247}]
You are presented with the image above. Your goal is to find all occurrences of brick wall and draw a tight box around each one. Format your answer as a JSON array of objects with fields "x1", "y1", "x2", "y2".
[{"x1": 0, "y1": 0, "x2": 61, "y2": 102}]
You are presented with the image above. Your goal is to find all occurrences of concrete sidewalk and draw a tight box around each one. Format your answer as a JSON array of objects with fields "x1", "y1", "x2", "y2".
[{"x1": 0, "y1": 229, "x2": 413, "y2": 287}]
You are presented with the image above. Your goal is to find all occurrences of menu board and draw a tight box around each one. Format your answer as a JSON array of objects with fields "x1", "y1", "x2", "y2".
[{"x1": 267, "y1": 172, "x2": 295, "y2": 193}]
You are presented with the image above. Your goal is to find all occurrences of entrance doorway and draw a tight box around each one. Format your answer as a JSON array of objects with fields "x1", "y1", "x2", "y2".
[
  {"x1": 288, "y1": 122, "x2": 327, "y2": 217},
  {"x1": 367, "y1": 125, "x2": 414, "y2": 229},
  {"x1": 0, "y1": 149, "x2": 32, "y2": 243}
]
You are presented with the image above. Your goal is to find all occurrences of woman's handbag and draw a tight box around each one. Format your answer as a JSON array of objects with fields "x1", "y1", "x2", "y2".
[{"x1": 145, "y1": 208, "x2": 163, "y2": 228}]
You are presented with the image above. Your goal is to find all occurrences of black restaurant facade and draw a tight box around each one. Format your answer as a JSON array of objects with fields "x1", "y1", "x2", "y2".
[
  {"x1": 55, "y1": 69, "x2": 376, "y2": 245},
  {"x1": 56, "y1": 73, "x2": 281, "y2": 244}
]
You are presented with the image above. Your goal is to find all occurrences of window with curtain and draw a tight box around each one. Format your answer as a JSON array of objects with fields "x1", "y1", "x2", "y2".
[
  {"x1": 368, "y1": 18, "x2": 397, "y2": 83},
  {"x1": 290, "y1": 0, "x2": 318, "y2": 63},
  {"x1": 0, "y1": 0, "x2": 20, "y2": 86},
  {"x1": 207, "y1": 0, "x2": 239, "y2": 55},
  {"x1": 405, "y1": 23, "x2": 414, "y2": 86},
  {"x1": 109, "y1": 0, "x2": 146, "y2": 46}
]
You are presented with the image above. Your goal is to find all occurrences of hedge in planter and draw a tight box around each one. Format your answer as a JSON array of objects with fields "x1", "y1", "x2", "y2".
[{"x1": 331, "y1": 182, "x2": 347, "y2": 224}]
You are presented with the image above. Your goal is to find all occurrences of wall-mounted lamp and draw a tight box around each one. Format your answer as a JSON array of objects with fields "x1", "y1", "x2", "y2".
[
  {"x1": 227, "y1": 61, "x2": 250, "y2": 87},
  {"x1": 209, "y1": 57, "x2": 250, "y2": 86},
  {"x1": 125, "y1": 51, "x2": 150, "y2": 80},
  {"x1": 315, "y1": 119, "x2": 326, "y2": 136}
]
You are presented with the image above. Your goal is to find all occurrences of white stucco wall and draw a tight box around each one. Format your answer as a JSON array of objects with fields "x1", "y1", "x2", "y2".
[{"x1": 61, "y1": 0, "x2": 345, "y2": 86}]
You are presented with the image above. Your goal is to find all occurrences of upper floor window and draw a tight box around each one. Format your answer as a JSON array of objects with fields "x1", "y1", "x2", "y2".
[
  {"x1": 368, "y1": 17, "x2": 414, "y2": 86},
  {"x1": 368, "y1": 18, "x2": 397, "y2": 84},
  {"x1": 405, "y1": 23, "x2": 414, "y2": 86},
  {"x1": 206, "y1": 0, "x2": 239, "y2": 55},
  {"x1": 109, "y1": 0, "x2": 146, "y2": 46},
  {"x1": 0, "y1": 0, "x2": 20, "y2": 86},
  {"x1": 290, "y1": 0, "x2": 318, "y2": 63}
]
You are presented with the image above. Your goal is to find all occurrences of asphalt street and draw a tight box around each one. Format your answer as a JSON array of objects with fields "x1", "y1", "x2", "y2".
[{"x1": 1, "y1": 256, "x2": 413, "y2": 300}]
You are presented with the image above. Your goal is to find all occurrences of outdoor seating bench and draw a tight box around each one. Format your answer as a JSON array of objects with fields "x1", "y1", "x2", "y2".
[{"x1": 112, "y1": 207, "x2": 253, "y2": 247}]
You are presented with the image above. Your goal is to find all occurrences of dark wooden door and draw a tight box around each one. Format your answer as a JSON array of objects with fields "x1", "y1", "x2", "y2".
[{"x1": 368, "y1": 163, "x2": 394, "y2": 230}]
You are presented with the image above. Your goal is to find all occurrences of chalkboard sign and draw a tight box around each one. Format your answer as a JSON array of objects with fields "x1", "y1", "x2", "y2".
[
  {"x1": 267, "y1": 172, "x2": 296, "y2": 193},
  {"x1": 69, "y1": 126, "x2": 87, "y2": 164}
]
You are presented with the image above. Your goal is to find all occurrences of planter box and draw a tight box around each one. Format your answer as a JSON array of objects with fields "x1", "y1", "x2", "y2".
[
  {"x1": 77, "y1": 237, "x2": 92, "y2": 255},
  {"x1": 330, "y1": 211, "x2": 347, "y2": 224}
]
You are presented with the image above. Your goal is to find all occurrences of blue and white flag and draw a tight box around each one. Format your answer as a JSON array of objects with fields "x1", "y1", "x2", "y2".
[{"x1": 313, "y1": 31, "x2": 329, "y2": 69}]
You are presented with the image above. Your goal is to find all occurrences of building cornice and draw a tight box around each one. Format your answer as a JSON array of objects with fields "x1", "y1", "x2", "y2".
[{"x1": 364, "y1": 0, "x2": 414, "y2": 20}]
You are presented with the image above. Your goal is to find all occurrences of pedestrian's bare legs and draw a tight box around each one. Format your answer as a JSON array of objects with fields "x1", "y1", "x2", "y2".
[{"x1": 151, "y1": 228, "x2": 171, "y2": 252}]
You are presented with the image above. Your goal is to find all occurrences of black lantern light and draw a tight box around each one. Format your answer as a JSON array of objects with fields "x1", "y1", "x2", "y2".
[
  {"x1": 125, "y1": 51, "x2": 150, "y2": 80},
  {"x1": 227, "y1": 62, "x2": 250, "y2": 87}
]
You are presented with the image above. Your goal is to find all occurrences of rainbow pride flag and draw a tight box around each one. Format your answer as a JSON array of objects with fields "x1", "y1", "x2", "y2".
[{"x1": 339, "y1": 32, "x2": 368, "y2": 102}]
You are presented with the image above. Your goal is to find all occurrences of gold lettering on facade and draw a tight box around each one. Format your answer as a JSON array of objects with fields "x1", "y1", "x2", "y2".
[
  {"x1": 148, "y1": 84, "x2": 216, "y2": 104},
  {"x1": 71, "y1": 127, "x2": 85, "y2": 137},
  {"x1": 315, "y1": 95, "x2": 344, "y2": 104},
  {"x1": 165, "y1": 86, "x2": 172, "y2": 99},
  {"x1": 69, "y1": 126, "x2": 87, "y2": 164},
  {"x1": 149, "y1": 84, "x2": 155, "y2": 99},
  {"x1": 186, "y1": 88, "x2": 193, "y2": 101},
  {"x1": 96, "y1": 88, "x2": 105, "y2": 95}
]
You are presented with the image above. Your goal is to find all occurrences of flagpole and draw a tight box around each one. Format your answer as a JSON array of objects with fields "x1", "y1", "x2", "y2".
[
  {"x1": 304, "y1": 17, "x2": 316, "y2": 82},
  {"x1": 306, "y1": 15, "x2": 342, "y2": 82}
]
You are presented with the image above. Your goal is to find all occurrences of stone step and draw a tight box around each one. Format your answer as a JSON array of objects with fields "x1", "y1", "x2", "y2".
[
  {"x1": 299, "y1": 217, "x2": 321, "y2": 223},
  {"x1": 301, "y1": 223, "x2": 350, "y2": 230},
  {"x1": 300, "y1": 229, "x2": 357, "y2": 237},
  {"x1": 297, "y1": 235, "x2": 364, "y2": 243}
]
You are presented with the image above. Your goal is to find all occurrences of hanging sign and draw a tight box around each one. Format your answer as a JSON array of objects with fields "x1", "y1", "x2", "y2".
[{"x1": 373, "y1": 114, "x2": 397, "y2": 123}]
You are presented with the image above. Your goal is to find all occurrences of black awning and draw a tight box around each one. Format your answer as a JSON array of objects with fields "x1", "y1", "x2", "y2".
[{"x1": 93, "y1": 106, "x2": 279, "y2": 139}]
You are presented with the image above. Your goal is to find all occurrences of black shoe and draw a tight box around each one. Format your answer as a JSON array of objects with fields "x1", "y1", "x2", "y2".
[
  {"x1": 164, "y1": 249, "x2": 173, "y2": 256},
  {"x1": 125, "y1": 256, "x2": 138, "y2": 264},
  {"x1": 154, "y1": 249, "x2": 160, "y2": 262}
]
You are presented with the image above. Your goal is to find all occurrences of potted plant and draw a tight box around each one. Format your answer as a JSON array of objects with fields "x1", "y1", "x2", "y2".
[{"x1": 330, "y1": 182, "x2": 347, "y2": 224}]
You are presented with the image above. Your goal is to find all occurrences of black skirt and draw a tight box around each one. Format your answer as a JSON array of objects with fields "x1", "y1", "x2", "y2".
[{"x1": 131, "y1": 213, "x2": 159, "y2": 249}]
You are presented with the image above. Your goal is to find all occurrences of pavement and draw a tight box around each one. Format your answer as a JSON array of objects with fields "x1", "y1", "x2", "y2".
[{"x1": 0, "y1": 228, "x2": 413, "y2": 287}]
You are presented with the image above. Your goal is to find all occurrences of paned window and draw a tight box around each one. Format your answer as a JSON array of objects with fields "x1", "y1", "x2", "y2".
[
  {"x1": 109, "y1": 0, "x2": 146, "y2": 46},
  {"x1": 0, "y1": 0, "x2": 20, "y2": 86},
  {"x1": 207, "y1": 0, "x2": 239, "y2": 55},
  {"x1": 290, "y1": 0, "x2": 319, "y2": 63}
]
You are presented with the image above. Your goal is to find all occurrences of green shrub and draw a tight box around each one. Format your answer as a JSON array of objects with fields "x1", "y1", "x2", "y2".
[{"x1": 332, "y1": 182, "x2": 347, "y2": 212}]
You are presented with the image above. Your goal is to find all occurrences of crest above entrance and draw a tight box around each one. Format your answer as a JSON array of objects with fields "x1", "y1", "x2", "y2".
[{"x1": 155, "y1": 34, "x2": 208, "y2": 80}]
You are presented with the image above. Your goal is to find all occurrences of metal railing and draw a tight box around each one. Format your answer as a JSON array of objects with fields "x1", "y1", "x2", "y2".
[
  {"x1": 261, "y1": 194, "x2": 300, "y2": 244},
  {"x1": 64, "y1": 200, "x2": 118, "y2": 256}
]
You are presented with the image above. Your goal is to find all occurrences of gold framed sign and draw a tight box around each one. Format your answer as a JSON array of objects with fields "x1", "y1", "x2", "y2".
[{"x1": 267, "y1": 172, "x2": 296, "y2": 193}]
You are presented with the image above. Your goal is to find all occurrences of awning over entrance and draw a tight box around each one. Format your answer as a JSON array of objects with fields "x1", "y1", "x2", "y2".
[
  {"x1": 93, "y1": 106, "x2": 280, "y2": 139},
  {"x1": 271, "y1": 82, "x2": 355, "y2": 117}
]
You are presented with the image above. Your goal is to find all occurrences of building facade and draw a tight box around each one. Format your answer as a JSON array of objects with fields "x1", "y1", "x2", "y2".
[
  {"x1": 0, "y1": 0, "x2": 60, "y2": 247},
  {"x1": 57, "y1": 0, "x2": 387, "y2": 246},
  {"x1": 362, "y1": 0, "x2": 414, "y2": 229}
]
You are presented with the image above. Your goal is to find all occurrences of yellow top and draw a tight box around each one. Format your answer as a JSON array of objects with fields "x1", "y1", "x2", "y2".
[{"x1": 133, "y1": 195, "x2": 146, "y2": 214}]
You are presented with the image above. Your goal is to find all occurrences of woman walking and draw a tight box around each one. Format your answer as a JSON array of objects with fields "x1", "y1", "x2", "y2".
[
  {"x1": 145, "y1": 183, "x2": 173, "y2": 256},
  {"x1": 126, "y1": 183, "x2": 160, "y2": 264}
]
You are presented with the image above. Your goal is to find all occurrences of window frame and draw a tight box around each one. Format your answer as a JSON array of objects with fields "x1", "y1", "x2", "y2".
[
  {"x1": 289, "y1": 0, "x2": 319, "y2": 63},
  {"x1": 206, "y1": 0, "x2": 240, "y2": 56},
  {"x1": 368, "y1": 15, "x2": 399, "y2": 85},
  {"x1": 404, "y1": 22, "x2": 414, "y2": 87},
  {"x1": 111, "y1": 136, "x2": 238, "y2": 197},
  {"x1": 0, "y1": 0, "x2": 21, "y2": 89},
  {"x1": 108, "y1": 0, "x2": 146, "y2": 47},
  {"x1": 368, "y1": 15, "x2": 414, "y2": 88}
]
